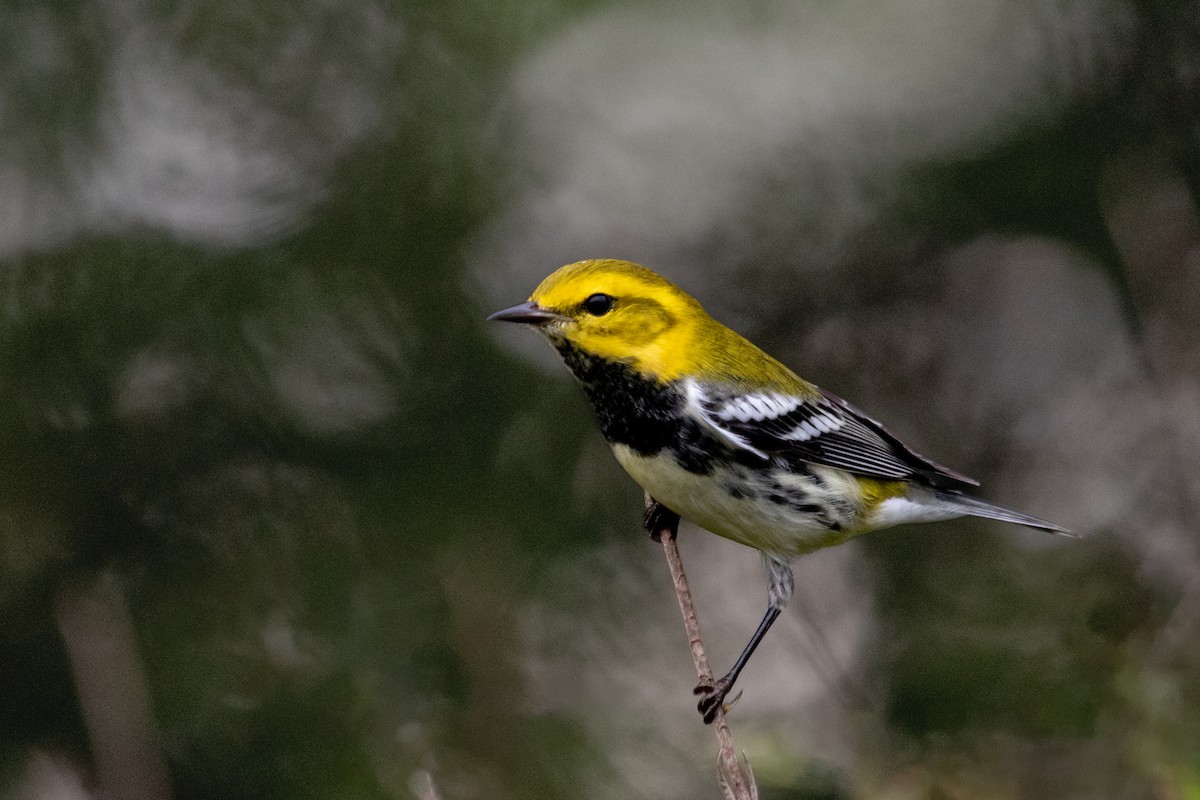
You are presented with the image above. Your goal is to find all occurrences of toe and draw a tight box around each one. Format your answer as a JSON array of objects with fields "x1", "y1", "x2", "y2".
[{"x1": 693, "y1": 678, "x2": 730, "y2": 725}]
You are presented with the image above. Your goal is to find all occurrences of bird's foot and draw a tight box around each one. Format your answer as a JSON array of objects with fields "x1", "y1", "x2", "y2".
[
  {"x1": 643, "y1": 498, "x2": 680, "y2": 543},
  {"x1": 694, "y1": 675, "x2": 735, "y2": 724}
]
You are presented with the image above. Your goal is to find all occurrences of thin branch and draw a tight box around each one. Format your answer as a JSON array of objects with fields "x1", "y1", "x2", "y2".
[
  {"x1": 645, "y1": 494, "x2": 754, "y2": 800},
  {"x1": 54, "y1": 568, "x2": 173, "y2": 800},
  {"x1": 413, "y1": 771, "x2": 442, "y2": 800}
]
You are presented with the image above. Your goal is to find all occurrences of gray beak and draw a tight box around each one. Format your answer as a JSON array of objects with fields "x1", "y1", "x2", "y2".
[{"x1": 487, "y1": 301, "x2": 568, "y2": 326}]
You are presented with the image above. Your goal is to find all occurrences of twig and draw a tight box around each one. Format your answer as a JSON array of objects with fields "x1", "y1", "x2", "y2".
[
  {"x1": 54, "y1": 568, "x2": 173, "y2": 800},
  {"x1": 413, "y1": 770, "x2": 442, "y2": 800},
  {"x1": 645, "y1": 494, "x2": 754, "y2": 800}
]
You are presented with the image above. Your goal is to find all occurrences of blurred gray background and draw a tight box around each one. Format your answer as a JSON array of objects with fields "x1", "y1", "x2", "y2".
[{"x1": 1, "y1": 0, "x2": 1198, "y2": 798}]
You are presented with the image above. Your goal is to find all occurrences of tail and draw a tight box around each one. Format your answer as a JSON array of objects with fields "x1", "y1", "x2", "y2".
[{"x1": 934, "y1": 490, "x2": 1076, "y2": 537}]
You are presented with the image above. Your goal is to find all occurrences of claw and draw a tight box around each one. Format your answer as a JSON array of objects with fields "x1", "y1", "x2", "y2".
[
  {"x1": 643, "y1": 499, "x2": 680, "y2": 542},
  {"x1": 694, "y1": 675, "x2": 734, "y2": 724}
]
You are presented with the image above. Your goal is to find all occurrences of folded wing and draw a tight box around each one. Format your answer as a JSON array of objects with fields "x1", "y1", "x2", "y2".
[{"x1": 685, "y1": 380, "x2": 978, "y2": 489}]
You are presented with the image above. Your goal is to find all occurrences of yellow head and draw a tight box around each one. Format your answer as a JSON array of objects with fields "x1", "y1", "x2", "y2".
[
  {"x1": 490, "y1": 259, "x2": 810, "y2": 390},
  {"x1": 488, "y1": 259, "x2": 706, "y2": 381}
]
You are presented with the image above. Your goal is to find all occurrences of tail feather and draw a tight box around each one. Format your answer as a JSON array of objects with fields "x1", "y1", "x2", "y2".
[{"x1": 934, "y1": 490, "x2": 1075, "y2": 537}]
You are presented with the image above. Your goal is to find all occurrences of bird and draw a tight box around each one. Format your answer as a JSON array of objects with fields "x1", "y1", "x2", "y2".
[{"x1": 488, "y1": 258, "x2": 1071, "y2": 724}]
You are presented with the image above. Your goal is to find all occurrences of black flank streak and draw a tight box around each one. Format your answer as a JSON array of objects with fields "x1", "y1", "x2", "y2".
[{"x1": 767, "y1": 486, "x2": 824, "y2": 515}]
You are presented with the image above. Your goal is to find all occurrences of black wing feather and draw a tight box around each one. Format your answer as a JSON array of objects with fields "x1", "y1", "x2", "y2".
[{"x1": 693, "y1": 383, "x2": 978, "y2": 489}]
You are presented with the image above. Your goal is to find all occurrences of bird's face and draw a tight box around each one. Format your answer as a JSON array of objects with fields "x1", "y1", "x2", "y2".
[{"x1": 489, "y1": 259, "x2": 705, "y2": 380}]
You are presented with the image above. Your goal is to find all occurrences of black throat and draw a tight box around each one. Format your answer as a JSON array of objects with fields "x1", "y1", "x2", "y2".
[{"x1": 552, "y1": 339, "x2": 733, "y2": 475}]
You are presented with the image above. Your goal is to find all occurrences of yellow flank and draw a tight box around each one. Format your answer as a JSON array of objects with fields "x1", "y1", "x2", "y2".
[
  {"x1": 856, "y1": 478, "x2": 909, "y2": 511},
  {"x1": 530, "y1": 259, "x2": 820, "y2": 394}
]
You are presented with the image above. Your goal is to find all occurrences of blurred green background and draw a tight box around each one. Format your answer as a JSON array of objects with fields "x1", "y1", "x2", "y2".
[{"x1": 1, "y1": 0, "x2": 1199, "y2": 798}]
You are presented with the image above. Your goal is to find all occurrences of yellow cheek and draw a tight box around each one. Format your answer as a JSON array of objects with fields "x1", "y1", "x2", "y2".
[{"x1": 564, "y1": 324, "x2": 694, "y2": 382}]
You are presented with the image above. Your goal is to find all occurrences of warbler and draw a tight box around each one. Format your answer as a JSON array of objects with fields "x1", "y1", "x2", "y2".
[{"x1": 489, "y1": 258, "x2": 1070, "y2": 724}]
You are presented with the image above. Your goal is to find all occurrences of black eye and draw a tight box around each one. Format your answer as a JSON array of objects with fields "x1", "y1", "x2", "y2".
[{"x1": 583, "y1": 293, "x2": 614, "y2": 316}]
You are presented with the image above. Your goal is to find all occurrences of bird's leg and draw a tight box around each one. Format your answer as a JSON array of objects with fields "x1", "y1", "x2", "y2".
[
  {"x1": 695, "y1": 554, "x2": 793, "y2": 724},
  {"x1": 694, "y1": 606, "x2": 780, "y2": 723},
  {"x1": 643, "y1": 496, "x2": 680, "y2": 542}
]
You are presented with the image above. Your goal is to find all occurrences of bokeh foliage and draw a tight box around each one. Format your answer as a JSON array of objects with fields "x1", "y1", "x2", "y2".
[{"x1": 1, "y1": 1, "x2": 1199, "y2": 799}]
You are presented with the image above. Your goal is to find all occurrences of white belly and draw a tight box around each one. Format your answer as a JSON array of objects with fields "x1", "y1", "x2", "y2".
[{"x1": 612, "y1": 444, "x2": 862, "y2": 556}]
